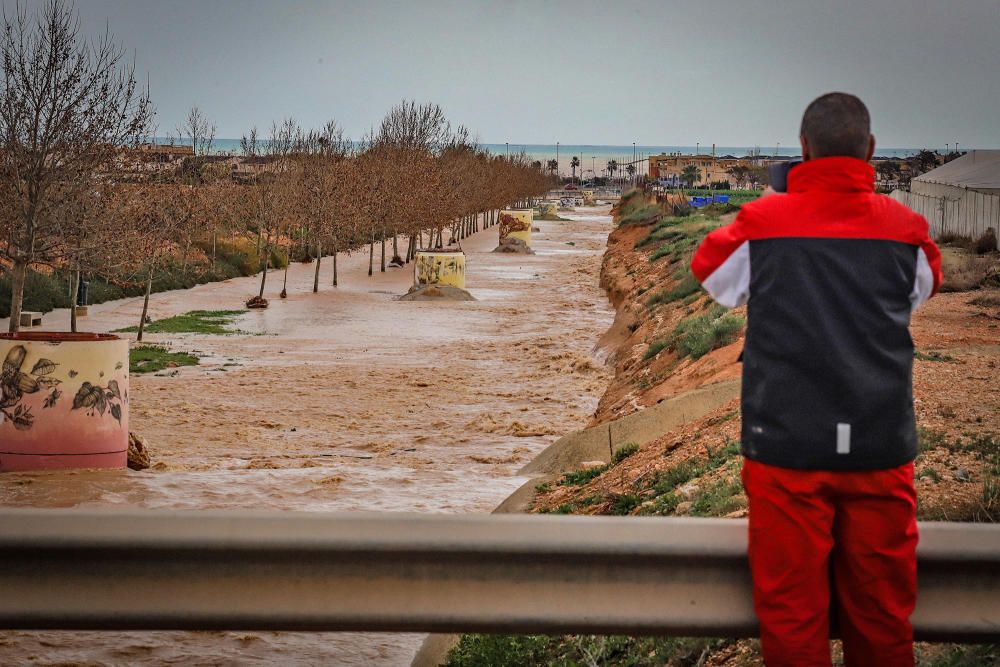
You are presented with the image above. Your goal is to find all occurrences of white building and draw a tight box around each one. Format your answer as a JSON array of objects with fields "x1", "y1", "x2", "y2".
[{"x1": 892, "y1": 150, "x2": 1000, "y2": 239}]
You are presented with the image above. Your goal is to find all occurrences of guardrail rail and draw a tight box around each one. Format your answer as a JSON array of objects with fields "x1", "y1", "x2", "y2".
[{"x1": 1, "y1": 509, "x2": 998, "y2": 641}]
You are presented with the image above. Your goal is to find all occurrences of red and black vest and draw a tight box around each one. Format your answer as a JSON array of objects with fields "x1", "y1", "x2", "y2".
[{"x1": 692, "y1": 157, "x2": 942, "y2": 471}]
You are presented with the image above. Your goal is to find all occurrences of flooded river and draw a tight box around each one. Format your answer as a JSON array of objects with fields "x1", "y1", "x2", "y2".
[{"x1": 0, "y1": 209, "x2": 616, "y2": 665}]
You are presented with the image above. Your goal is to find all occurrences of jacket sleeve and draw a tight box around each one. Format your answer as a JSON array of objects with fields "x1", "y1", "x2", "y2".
[
  {"x1": 691, "y1": 210, "x2": 751, "y2": 308},
  {"x1": 910, "y1": 215, "x2": 943, "y2": 310}
]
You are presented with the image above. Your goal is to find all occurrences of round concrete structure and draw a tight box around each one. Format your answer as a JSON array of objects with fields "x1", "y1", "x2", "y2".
[
  {"x1": 499, "y1": 209, "x2": 533, "y2": 246},
  {"x1": 414, "y1": 249, "x2": 466, "y2": 289},
  {"x1": 0, "y1": 332, "x2": 129, "y2": 471}
]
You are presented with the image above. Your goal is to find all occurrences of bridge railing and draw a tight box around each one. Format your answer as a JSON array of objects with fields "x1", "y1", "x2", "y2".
[{"x1": 1, "y1": 509, "x2": 998, "y2": 641}]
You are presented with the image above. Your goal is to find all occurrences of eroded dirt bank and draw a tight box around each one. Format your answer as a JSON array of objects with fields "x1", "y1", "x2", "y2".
[
  {"x1": 0, "y1": 209, "x2": 616, "y2": 665},
  {"x1": 522, "y1": 197, "x2": 1000, "y2": 666}
]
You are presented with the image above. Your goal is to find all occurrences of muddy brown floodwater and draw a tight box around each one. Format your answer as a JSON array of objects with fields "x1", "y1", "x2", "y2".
[{"x1": 0, "y1": 208, "x2": 616, "y2": 665}]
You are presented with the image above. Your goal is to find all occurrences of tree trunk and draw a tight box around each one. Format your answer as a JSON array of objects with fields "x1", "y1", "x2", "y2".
[
  {"x1": 281, "y1": 251, "x2": 290, "y2": 297},
  {"x1": 212, "y1": 231, "x2": 217, "y2": 266},
  {"x1": 258, "y1": 251, "x2": 269, "y2": 298},
  {"x1": 70, "y1": 269, "x2": 81, "y2": 334},
  {"x1": 313, "y1": 242, "x2": 322, "y2": 293},
  {"x1": 380, "y1": 229, "x2": 386, "y2": 273},
  {"x1": 368, "y1": 231, "x2": 375, "y2": 276},
  {"x1": 7, "y1": 260, "x2": 27, "y2": 333},
  {"x1": 137, "y1": 267, "x2": 153, "y2": 343},
  {"x1": 332, "y1": 246, "x2": 338, "y2": 287}
]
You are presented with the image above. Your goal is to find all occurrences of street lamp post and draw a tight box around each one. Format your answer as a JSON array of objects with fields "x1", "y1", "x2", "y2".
[
  {"x1": 556, "y1": 141, "x2": 559, "y2": 179},
  {"x1": 505, "y1": 142, "x2": 509, "y2": 158}
]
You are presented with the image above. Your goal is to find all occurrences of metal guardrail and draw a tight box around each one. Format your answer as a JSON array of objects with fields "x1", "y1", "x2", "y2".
[{"x1": 1, "y1": 509, "x2": 998, "y2": 641}]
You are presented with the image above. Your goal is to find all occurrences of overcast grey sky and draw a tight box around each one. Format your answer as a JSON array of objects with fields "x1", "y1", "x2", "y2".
[{"x1": 51, "y1": 0, "x2": 1000, "y2": 147}]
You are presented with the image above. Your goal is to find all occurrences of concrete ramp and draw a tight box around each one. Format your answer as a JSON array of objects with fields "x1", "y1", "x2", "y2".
[{"x1": 519, "y1": 379, "x2": 740, "y2": 476}]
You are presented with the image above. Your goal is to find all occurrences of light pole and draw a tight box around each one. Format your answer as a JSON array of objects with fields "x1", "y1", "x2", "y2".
[
  {"x1": 556, "y1": 141, "x2": 559, "y2": 179},
  {"x1": 592, "y1": 156, "x2": 595, "y2": 183},
  {"x1": 505, "y1": 142, "x2": 509, "y2": 158}
]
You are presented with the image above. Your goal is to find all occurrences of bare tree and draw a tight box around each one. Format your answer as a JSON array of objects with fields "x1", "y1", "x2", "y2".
[
  {"x1": 178, "y1": 105, "x2": 216, "y2": 156},
  {"x1": 0, "y1": 0, "x2": 151, "y2": 332},
  {"x1": 237, "y1": 120, "x2": 296, "y2": 303}
]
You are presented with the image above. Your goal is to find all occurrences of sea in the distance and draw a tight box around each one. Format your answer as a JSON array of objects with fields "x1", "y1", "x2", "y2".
[{"x1": 155, "y1": 138, "x2": 935, "y2": 177}]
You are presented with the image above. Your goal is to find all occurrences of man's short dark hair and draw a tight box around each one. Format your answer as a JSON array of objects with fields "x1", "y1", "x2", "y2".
[{"x1": 800, "y1": 93, "x2": 871, "y2": 159}]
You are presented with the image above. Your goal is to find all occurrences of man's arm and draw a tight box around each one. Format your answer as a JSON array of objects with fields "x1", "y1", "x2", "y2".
[
  {"x1": 910, "y1": 217, "x2": 943, "y2": 310},
  {"x1": 691, "y1": 211, "x2": 752, "y2": 308}
]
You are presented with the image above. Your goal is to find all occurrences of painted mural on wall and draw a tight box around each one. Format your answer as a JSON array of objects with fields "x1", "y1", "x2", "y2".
[
  {"x1": 0, "y1": 334, "x2": 129, "y2": 471},
  {"x1": 414, "y1": 250, "x2": 466, "y2": 289},
  {"x1": 582, "y1": 190, "x2": 595, "y2": 206},
  {"x1": 539, "y1": 201, "x2": 559, "y2": 217},
  {"x1": 499, "y1": 209, "x2": 533, "y2": 245}
]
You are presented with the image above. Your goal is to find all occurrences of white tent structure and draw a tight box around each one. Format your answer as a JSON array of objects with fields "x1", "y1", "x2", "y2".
[{"x1": 891, "y1": 150, "x2": 1000, "y2": 239}]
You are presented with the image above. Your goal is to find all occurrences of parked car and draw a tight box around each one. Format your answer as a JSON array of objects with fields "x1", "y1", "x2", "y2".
[{"x1": 565, "y1": 184, "x2": 578, "y2": 190}]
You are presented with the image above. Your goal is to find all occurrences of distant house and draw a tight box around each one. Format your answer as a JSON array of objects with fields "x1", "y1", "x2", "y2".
[
  {"x1": 647, "y1": 151, "x2": 770, "y2": 188},
  {"x1": 891, "y1": 150, "x2": 1000, "y2": 239}
]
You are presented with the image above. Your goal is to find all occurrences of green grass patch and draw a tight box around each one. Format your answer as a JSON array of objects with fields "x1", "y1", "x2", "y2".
[
  {"x1": 668, "y1": 306, "x2": 744, "y2": 359},
  {"x1": 689, "y1": 476, "x2": 745, "y2": 517},
  {"x1": 129, "y1": 345, "x2": 199, "y2": 374},
  {"x1": 117, "y1": 310, "x2": 246, "y2": 335},
  {"x1": 612, "y1": 442, "x2": 640, "y2": 464},
  {"x1": 642, "y1": 440, "x2": 741, "y2": 517},
  {"x1": 559, "y1": 465, "x2": 608, "y2": 487},
  {"x1": 645, "y1": 272, "x2": 702, "y2": 309},
  {"x1": 644, "y1": 338, "x2": 670, "y2": 361},
  {"x1": 445, "y1": 633, "x2": 729, "y2": 667},
  {"x1": 618, "y1": 203, "x2": 662, "y2": 226},
  {"x1": 558, "y1": 443, "x2": 641, "y2": 487}
]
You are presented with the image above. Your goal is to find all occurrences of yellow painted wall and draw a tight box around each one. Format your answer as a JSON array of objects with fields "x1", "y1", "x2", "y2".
[{"x1": 414, "y1": 251, "x2": 466, "y2": 289}]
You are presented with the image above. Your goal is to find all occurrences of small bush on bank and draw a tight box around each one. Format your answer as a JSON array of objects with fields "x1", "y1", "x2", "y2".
[
  {"x1": 619, "y1": 204, "x2": 662, "y2": 226},
  {"x1": 669, "y1": 306, "x2": 744, "y2": 360},
  {"x1": 646, "y1": 273, "x2": 702, "y2": 310}
]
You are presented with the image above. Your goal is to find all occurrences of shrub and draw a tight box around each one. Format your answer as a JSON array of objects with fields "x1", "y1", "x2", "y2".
[
  {"x1": 669, "y1": 307, "x2": 744, "y2": 360},
  {"x1": 619, "y1": 204, "x2": 662, "y2": 226},
  {"x1": 646, "y1": 273, "x2": 702, "y2": 309},
  {"x1": 0, "y1": 270, "x2": 73, "y2": 318},
  {"x1": 972, "y1": 228, "x2": 998, "y2": 255},
  {"x1": 612, "y1": 442, "x2": 640, "y2": 463}
]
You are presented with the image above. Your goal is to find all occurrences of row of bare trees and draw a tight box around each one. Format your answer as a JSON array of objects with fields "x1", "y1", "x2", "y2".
[{"x1": 0, "y1": 1, "x2": 553, "y2": 333}]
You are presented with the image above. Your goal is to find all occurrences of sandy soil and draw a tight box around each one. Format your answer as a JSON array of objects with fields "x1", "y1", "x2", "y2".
[{"x1": 0, "y1": 209, "x2": 616, "y2": 665}]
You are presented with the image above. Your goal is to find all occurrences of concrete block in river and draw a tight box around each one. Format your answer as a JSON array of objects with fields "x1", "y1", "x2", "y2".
[
  {"x1": 499, "y1": 208, "x2": 533, "y2": 246},
  {"x1": 414, "y1": 249, "x2": 466, "y2": 289}
]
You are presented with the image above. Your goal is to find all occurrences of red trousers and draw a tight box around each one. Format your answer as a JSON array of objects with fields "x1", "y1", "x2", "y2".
[{"x1": 742, "y1": 459, "x2": 918, "y2": 667}]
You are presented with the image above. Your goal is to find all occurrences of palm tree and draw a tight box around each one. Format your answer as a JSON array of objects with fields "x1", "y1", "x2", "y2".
[
  {"x1": 681, "y1": 164, "x2": 701, "y2": 188},
  {"x1": 570, "y1": 156, "x2": 580, "y2": 183},
  {"x1": 546, "y1": 159, "x2": 558, "y2": 176},
  {"x1": 607, "y1": 159, "x2": 618, "y2": 183},
  {"x1": 625, "y1": 163, "x2": 636, "y2": 182}
]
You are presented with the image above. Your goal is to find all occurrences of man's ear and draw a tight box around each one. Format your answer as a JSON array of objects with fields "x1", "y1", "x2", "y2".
[
  {"x1": 800, "y1": 136, "x2": 811, "y2": 161},
  {"x1": 865, "y1": 134, "x2": 876, "y2": 161}
]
